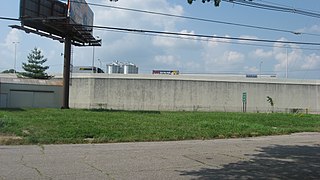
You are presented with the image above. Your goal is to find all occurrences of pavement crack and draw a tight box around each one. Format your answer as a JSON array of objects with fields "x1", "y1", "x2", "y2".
[
  {"x1": 82, "y1": 154, "x2": 114, "y2": 180},
  {"x1": 182, "y1": 155, "x2": 221, "y2": 168},
  {"x1": 183, "y1": 155, "x2": 207, "y2": 166},
  {"x1": 217, "y1": 153, "x2": 246, "y2": 161},
  {"x1": 20, "y1": 155, "x2": 43, "y2": 177},
  {"x1": 83, "y1": 161, "x2": 115, "y2": 180}
]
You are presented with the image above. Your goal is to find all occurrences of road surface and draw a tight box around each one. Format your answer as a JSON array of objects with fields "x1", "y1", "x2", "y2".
[{"x1": 0, "y1": 132, "x2": 319, "y2": 179}]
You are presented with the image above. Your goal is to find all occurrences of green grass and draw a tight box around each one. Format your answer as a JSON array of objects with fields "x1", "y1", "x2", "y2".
[{"x1": 0, "y1": 108, "x2": 320, "y2": 145}]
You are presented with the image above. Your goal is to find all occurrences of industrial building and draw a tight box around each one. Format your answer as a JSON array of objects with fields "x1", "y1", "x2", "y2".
[
  {"x1": 107, "y1": 61, "x2": 138, "y2": 74},
  {"x1": 0, "y1": 75, "x2": 62, "y2": 108}
]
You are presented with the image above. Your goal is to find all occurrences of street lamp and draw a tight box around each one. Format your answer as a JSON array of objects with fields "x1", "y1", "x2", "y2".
[
  {"x1": 97, "y1": 58, "x2": 102, "y2": 70},
  {"x1": 286, "y1": 45, "x2": 288, "y2": 79},
  {"x1": 12, "y1": 41, "x2": 19, "y2": 74},
  {"x1": 92, "y1": 46, "x2": 95, "y2": 73},
  {"x1": 92, "y1": 36, "x2": 100, "y2": 73},
  {"x1": 259, "y1": 61, "x2": 263, "y2": 78}
]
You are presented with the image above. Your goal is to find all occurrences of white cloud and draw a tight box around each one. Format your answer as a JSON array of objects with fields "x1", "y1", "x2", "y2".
[
  {"x1": 203, "y1": 49, "x2": 245, "y2": 72},
  {"x1": 201, "y1": 35, "x2": 232, "y2": 48},
  {"x1": 251, "y1": 49, "x2": 273, "y2": 59},
  {"x1": 0, "y1": 29, "x2": 20, "y2": 52},
  {"x1": 223, "y1": 51, "x2": 245, "y2": 64},
  {"x1": 154, "y1": 55, "x2": 180, "y2": 66},
  {"x1": 96, "y1": 0, "x2": 184, "y2": 31},
  {"x1": 87, "y1": 0, "x2": 189, "y2": 71},
  {"x1": 0, "y1": 29, "x2": 21, "y2": 71},
  {"x1": 297, "y1": 24, "x2": 320, "y2": 34},
  {"x1": 244, "y1": 66, "x2": 259, "y2": 73},
  {"x1": 272, "y1": 38, "x2": 304, "y2": 73},
  {"x1": 237, "y1": 35, "x2": 258, "y2": 44},
  {"x1": 302, "y1": 53, "x2": 320, "y2": 70},
  {"x1": 309, "y1": 25, "x2": 320, "y2": 33},
  {"x1": 152, "y1": 30, "x2": 197, "y2": 48},
  {"x1": 152, "y1": 35, "x2": 176, "y2": 48}
]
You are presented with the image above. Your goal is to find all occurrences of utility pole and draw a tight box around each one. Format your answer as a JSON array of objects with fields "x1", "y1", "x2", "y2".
[{"x1": 62, "y1": 35, "x2": 72, "y2": 109}]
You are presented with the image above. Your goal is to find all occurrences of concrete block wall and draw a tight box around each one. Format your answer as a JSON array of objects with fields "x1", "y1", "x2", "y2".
[{"x1": 69, "y1": 74, "x2": 320, "y2": 113}]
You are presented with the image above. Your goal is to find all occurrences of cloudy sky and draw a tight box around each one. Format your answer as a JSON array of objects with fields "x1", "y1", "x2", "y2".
[{"x1": 1, "y1": 0, "x2": 320, "y2": 79}]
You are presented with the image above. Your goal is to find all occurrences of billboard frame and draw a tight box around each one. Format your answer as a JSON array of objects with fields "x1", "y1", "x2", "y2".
[{"x1": 11, "y1": 0, "x2": 101, "y2": 108}]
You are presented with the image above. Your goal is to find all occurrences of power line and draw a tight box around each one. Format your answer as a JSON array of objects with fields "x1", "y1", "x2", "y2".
[
  {"x1": 97, "y1": 28, "x2": 320, "y2": 51},
  {"x1": 0, "y1": 17, "x2": 19, "y2": 21},
  {"x1": 82, "y1": 1, "x2": 320, "y2": 37},
  {"x1": 258, "y1": 0, "x2": 320, "y2": 14},
  {"x1": 79, "y1": 24, "x2": 320, "y2": 46},
  {"x1": 3, "y1": 1, "x2": 320, "y2": 38},
  {"x1": 222, "y1": 0, "x2": 320, "y2": 19},
  {"x1": 105, "y1": 0, "x2": 320, "y2": 19},
  {"x1": 3, "y1": 2, "x2": 320, "y2": 48},
  {"x1": 256, "y1": 0, "x2": 320, "y2": 14}
]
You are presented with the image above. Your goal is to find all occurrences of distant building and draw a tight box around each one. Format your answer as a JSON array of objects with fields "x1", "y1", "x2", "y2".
[
  {"x1": 152, "y1": 70, "x2": 179, "y2": 75},
  {"x1": 107, "y1": 61, "x2": 138, "y2": 74},
  {"x1": 72, "y1": 66, "x2": 104, "y2": 73}
]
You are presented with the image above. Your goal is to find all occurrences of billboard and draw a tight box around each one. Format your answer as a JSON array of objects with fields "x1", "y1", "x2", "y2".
[
  {"x1": 20, "y1": 0, "x2": 67, "y2": 20},
  {"x1": 152, "y1": 70, "x2": 180, "y2": 75},
  {"x1": 19, "y1": 0, "x2": 68, "y2": 38},
  {"x1": 68, "y1": 0, "x2": 94, "y2": 35},
  {"x1": 18, "y1": 0, "x2": 98, "y2": 46}
]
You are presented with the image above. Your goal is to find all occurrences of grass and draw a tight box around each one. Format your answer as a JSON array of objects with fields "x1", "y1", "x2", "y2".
[{"x1": 0, "y1": 108, "x2": 320, "y2": 145}]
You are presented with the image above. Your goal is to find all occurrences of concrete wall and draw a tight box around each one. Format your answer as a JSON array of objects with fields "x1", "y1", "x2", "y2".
[
  {"x1": 0, "y1": 77, "x2": 63, "y2": 108},
  {"x1": 69, "y1": 74, "x2": 320, "y2": 113}
]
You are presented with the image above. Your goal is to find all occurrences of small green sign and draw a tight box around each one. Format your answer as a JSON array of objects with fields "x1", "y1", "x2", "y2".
[{"x1": 242, "y1": 92, "x2": 247, "y2": 102}]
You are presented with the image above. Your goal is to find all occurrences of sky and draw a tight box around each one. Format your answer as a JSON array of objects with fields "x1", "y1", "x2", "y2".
[{"x1": 1, "y1": 0, "x2": 320, "y2": 79}]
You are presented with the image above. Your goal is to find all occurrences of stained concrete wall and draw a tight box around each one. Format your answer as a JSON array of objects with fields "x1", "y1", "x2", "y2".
[
  {"x1": 0, "y1": 77, "x2": 63, "y2": 108},
  {"x1": 69, "y1": 74, "x2": 320, "y2": 113}
]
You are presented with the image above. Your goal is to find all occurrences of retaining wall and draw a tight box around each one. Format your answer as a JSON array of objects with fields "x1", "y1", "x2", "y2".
[{"x1": 69, "y1": 74, "x2": 320, "y2": 113}]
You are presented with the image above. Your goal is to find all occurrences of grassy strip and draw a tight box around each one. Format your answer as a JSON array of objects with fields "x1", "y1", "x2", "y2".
[{"x1": 0, "y1": 108, "x2": 320, "y2": 145}]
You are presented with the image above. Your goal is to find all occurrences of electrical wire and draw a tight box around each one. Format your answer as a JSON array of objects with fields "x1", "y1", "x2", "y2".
[
  {"x1": 103, "y1": 0, "x2": 320, "y2": 19},
  {"x1": 0, "y1": 17, "x2": 19, "y2": 21},
  {"x1": 80, "y1": 1, "x2": 320, "y2": 37},
  {"x1": 3, "y1": 11, "x2": 319, "y2": 49},
  {"x1": 222, "y1": 0, "x2": 320, "y2": 19},
  {"x1": 97, "y1": 28, "x2": 320, "y2": 51},
  {"x1": 78, "y1": 24, "x2": 320, "y2": 46}
]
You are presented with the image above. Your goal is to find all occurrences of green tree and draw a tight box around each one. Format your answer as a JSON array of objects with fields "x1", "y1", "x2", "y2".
[
  {"x1": 1, "y1": 69, "x2": 15, "y2": 73},
  {"x1": 187, "y1": 0, "x2": 221, "y2": 6},
  {"x1": 267, "y1": 96, "x2": 275, "y2": 113},
  {"x1": 20, "y1": 47, "x2": 51, "y2": 79}
]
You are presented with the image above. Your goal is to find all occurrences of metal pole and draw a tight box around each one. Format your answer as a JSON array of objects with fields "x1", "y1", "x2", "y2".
[
  {"x1": 62, "y1": 35, "x2": 72, "y2": 109},
  {"x1": 98, "y1": 59, "x2": 102, "y2": 70},
  {"x1": 259, "y1": 61, "x2": 263, "y2": 78},
  {"x1": 92, "y1": 46, "x2": 95, "y2": 73},
  {"x1": 13, "y1": 42, "x2": 19, "y2": 74},
  {"x1": 92, "y1": 36, "x2": 100, "y2": 73},
  {"x1": 286, "y1": 46, "x2": 288, "y2": 79}
]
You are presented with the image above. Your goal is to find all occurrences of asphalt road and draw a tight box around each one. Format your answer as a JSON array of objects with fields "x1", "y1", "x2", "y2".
[{"x1": 0, "y1": 132, "x2": 319, "y2": 180}]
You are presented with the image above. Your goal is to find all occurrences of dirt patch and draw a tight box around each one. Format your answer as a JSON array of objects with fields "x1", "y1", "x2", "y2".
[{"x1": 0, "y1": 135, "x2": 24, "y2": 145}]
